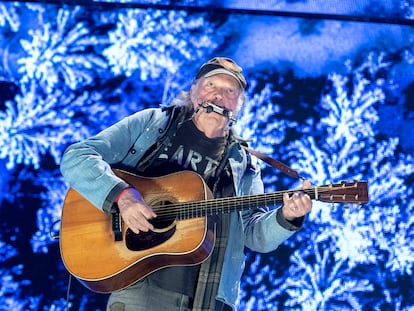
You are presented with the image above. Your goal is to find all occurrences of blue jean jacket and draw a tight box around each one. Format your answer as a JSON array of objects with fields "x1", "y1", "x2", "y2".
[{"x1": 60, "y1": 107, "x2": 299, "y2": 309}]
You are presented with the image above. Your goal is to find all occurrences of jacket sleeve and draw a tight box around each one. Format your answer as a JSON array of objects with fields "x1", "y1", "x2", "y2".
[
  {"x1": 60, "y1": 108, "x2": 160, "y2": 213},
  {"x1": 241, "y1": 156, "x2": 304, "y2": 253}
]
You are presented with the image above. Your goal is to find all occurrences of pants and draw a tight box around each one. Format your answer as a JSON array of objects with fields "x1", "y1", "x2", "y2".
[{"x1": 107, "y1": 278, "x2": 233, "y2": 311}]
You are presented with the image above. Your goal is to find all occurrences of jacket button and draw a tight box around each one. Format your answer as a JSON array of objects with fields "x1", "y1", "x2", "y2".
[
  {"x1": 130, "y1": 149, "x2": 136, "y2": 154},
  {"x1": 158, "y1": 128, "x2": 164, "y2": 133}
]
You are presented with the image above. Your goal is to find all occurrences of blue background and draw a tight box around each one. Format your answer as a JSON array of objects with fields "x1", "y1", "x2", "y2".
[{"x1": 0, "y1": 1, "x2": 413, "y2": 310}]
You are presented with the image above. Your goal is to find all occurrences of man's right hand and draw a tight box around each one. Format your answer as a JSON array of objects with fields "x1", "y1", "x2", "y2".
[{"x1": 117, "y1": 188, "x2": 157, "y2": 234}]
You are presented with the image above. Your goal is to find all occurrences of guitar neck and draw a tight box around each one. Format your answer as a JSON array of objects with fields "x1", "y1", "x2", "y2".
[
  {"x1": 177, "y1": 191, "x2": 284, "y2": 219},
  {"x1": 166, "y1": 182, "x2": 368, "y2": 220}
]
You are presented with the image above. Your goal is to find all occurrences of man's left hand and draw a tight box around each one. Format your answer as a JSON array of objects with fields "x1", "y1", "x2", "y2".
[{"x1": 282, "y1": 180, "x2": 312, "y2": 221}]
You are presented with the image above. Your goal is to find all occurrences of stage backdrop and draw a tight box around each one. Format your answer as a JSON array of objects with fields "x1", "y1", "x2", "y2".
[{"x1": 0, "y1": 1, "x2": 413, "y2": 310}]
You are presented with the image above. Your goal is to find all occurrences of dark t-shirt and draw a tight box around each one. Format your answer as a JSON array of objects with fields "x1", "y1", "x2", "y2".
[
  {"x1": 142, "y1": 119, "x2": 226, "y2": 187},
  {"x1": 142, "y1": 119, "x2": 227, "y2": 297}
]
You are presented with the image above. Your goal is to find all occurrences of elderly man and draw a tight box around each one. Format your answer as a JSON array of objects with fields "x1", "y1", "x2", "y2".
[{"x1": 60, "y1": 57, "x2": 312, "y2": 311}]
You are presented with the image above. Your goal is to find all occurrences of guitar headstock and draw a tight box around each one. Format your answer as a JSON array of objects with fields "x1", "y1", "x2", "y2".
[{"x1": 313, "y1": 181, "x2": 369, "y2": 204}]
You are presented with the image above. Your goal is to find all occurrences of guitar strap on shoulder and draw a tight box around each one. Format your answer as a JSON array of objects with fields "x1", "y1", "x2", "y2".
[{"x1": 242, "y1": 145, "x2": 305, "y2": 180}]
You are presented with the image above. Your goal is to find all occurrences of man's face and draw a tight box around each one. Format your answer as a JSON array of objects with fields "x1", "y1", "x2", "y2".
[
  {"x1": 190, "y1": 74, "x2": 242, "y2": 138},
  {"x1": 192, "y1": 73, "x2": 241, "y2": 114}
]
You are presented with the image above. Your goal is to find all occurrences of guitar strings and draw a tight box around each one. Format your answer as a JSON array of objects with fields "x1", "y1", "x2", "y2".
[{"x1": 147, "y1": 184, "x2": 362, "y2": 218}]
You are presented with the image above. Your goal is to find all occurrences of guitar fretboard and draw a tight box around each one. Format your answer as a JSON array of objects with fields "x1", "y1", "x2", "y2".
[{"x1": 154, "y1": 182, "x2": 368, "y2": 220}]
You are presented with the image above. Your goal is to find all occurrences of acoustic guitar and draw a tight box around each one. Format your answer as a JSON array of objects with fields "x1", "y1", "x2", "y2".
[{"x1": 59, "y1": 169, "x2": 368, "y2": 293}]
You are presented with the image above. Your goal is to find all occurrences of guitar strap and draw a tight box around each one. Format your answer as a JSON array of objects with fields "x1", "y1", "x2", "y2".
[{"x1": 242, "y1": 145, "x2": 304, "y2": 180}]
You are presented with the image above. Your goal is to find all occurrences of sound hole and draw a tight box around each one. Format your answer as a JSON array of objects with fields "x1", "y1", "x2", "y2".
[{"x1": 125, "y1": 200, "x2": 177, "y2": 251}]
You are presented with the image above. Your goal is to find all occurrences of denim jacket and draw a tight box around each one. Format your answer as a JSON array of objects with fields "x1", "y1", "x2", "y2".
[{"x1": 60, "y1": 107, "x2": 301, "y2": 309}]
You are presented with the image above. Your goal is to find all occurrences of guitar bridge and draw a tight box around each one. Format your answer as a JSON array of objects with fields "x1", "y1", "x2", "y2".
[{"x1": 112, "y1": 210, "x2": 123, "y2": 241}]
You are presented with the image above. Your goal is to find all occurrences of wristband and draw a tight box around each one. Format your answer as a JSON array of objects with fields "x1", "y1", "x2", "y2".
[{"x1": 115, "y1": 187, "x2": 132, "y2": 203}]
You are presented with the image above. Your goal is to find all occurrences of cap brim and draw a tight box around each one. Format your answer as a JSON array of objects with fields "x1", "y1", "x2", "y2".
[{"x1": 203, "y1": 68, "x2": 244, "y2": 90}]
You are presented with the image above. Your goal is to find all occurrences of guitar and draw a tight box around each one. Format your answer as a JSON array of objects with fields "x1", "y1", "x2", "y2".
[{"x1": 59, "y1": 169, "x2": 369, "y2": 293}]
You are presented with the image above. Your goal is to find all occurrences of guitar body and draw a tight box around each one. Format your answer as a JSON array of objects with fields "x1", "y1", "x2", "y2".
[{"x1": 59, "y1": 170, "x2": 215, "y2": 293}]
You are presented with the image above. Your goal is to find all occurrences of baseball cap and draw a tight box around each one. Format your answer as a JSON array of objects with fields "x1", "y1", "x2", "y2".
[{"x1": 196, "y1": 57, "x2": 247, "y2": 90}]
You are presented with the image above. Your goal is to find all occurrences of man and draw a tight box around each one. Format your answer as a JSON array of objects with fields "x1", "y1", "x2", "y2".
[{"x1": 60, "y1": 57, "x2": 312, "y2": 311}]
